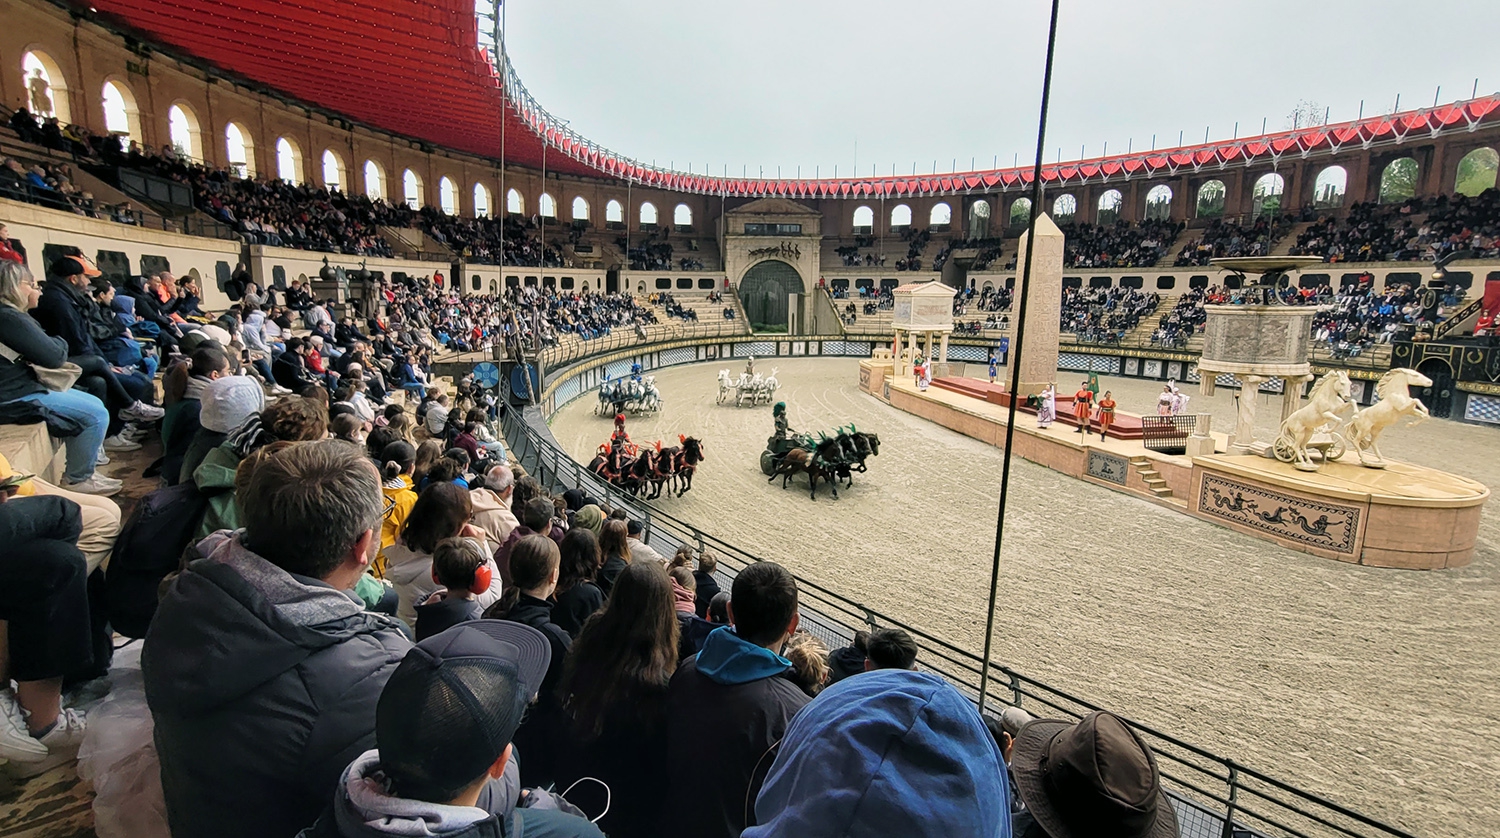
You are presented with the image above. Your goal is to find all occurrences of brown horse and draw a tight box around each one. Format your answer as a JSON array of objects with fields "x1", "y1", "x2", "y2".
[
  {"x1": 769, "y1": 436, "x2": 845, "y2": 500},
  {"x1": 671, "y1": 436, "x2": 705, "y2": 497}
]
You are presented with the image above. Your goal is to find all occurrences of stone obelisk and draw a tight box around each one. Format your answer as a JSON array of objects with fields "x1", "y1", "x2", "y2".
[{"x1": 1014, "y1": 212, "x2": 1064, "y2": 397}]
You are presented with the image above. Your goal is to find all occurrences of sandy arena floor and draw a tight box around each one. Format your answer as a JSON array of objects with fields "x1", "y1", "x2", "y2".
[{"x1": 550, "y1": 357, "x2": 1499, "y2": 836}]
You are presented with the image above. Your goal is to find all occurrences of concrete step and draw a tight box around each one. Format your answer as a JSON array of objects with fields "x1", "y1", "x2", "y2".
[{"x1": 1148, "y1": 486, "x2": 1175, "y2": 498}]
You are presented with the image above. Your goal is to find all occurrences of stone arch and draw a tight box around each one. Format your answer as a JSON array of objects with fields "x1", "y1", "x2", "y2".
[
  {"x1": 969, "y1": 199, "x2": 992, "y2": 237},
  {"x1": 1144, "y1": 184, "x2": 1173, "y2": 220},
  {"x1": 1052, "y1": 194, "x2": 1077, "y2": 223},
  {"x1": 738, "y1": 259, "x2": 803, "y2": 330},
  {"x1": 439, "y1": 177, "x2": 459, "y2": 214},
  {"x1": 605, "y1": 199, "x2": 624, "y2": 223},
  {"x1": 21, "y1": 49, "x2": 70, "y2": 122},
  {"x1": 1097, "y1": 189, "x2": 1123, "y2": 225},
  {"x1": 640, "y1": 201, "x2": 658, "y2": 226},
  {"x1": 101, "y1": 78, "x2": 142, "y2": 143},
  {"x1": 1196, "y1": 180, "x2": 1226, "y2": 218},
  {"x1": 674, "y1": 203, "x2": 693, "y2": 228},
  {"x1": 473, "y1": 183, "x2": 491, "y2": 217},
  {"x1": 1313, "y1": 166, "x2": 1347, "y2": 208},
  {"x1": 1378, "y1": 158, "x2": 1417, "y2": 204},
  {"x1": 1455, "y1": 148, "x2": 1499, "y2": 197},
  {"x1": 929, "y1": 202, "x2": 952, "y2": 227},
  {"x1": 225, "y1": 122, "x2": 256, "y2": 178},
  {"x1": 537, "y1": 193, "x2": 556, "y2": 217},
  {"x1": 1007, "y1": 197, "x2": 1030, "y2": 228},
  {"x1": 275, "y1": 137, "x2": 304, "y2": 184},
  {"x1": 167, "y1": 102, "x2": 203, "y2": 161},
  {"x1": 852, "y1": 205, "x2": 874, "y2": 234},
  {"x1": 363, "y1": 159, "x2": 385, "y2": 199},
  {"x1": 507, "y1": 188, "x2": 524, "y2": 214},
  {"x1": 402, "y1": 169, "x2": 424, "y2": 208},
  {"x1": 572, "y1": 196, "x2": 590, "y2": 221},
  {"x1": 321, "y1": 149, "x2": 346, "y2": 191},
  {"x1": 891, "y1": 204, "x2": 912, "y2": 228},
  {"x1": 1251, "y1": 172, "x2": 1284, "y2": 217}
]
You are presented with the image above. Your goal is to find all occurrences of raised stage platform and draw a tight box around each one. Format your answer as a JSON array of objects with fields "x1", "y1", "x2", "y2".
[{"x1": 862, "y1": 361, "x2": 1488, "y2": 569}]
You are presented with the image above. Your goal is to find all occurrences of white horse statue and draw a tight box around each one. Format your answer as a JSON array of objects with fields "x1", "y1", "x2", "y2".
[
  {"x1": 1343, "y1": 368, "x2": 1431, "y2": 468},
  {"x1": 1275, "y1": 370, "x2": 1352, "y2": 471}
]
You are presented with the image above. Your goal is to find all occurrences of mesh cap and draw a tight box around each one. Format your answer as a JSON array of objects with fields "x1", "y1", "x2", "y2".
[{"x1": 376, "y1": 620, "x2": 551, "y2": 801}]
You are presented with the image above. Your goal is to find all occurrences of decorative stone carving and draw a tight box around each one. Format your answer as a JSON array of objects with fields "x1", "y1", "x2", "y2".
[
  {"x1": 1343, "y1": 368, "x2": 1432, "y2": 469},
  {"x1": 1087, "y1": 451, "x2": 1128, "y2": 485},
  {"x1": 1271, "y1": 371, "x2": 1352, "y2": 471},
  {"x1": 1198, "y1": 474, "x2": 1361, "y2": 554}
]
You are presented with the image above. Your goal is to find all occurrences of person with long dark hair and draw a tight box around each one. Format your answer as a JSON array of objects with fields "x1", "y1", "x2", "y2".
[
  {"x1": 384, "y1": 481, "x2": 498, "y2": 625},
  {"x1": 597, "y1": 518, "x2": 631, "y2": 598},
  {"x1": 552, "y1": 526, "x2": 604, "y2": 638},
  {"x1": 555, "y1": 561, "x2": 680, "y2": 838}
]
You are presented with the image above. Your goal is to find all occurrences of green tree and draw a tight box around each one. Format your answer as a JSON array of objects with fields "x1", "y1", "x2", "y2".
[
  {"x1": 1378, "y1": 158, "x2": 1419, "y2": 203},
  {"x1": 1455, "y1": 148, "x2": 1499, "y2": 197}
]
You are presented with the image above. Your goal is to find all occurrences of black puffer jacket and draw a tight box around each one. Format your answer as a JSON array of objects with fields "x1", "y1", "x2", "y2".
[
  {"x1": 143, "y1": 532, "x2": 412, "y2": 838},
  {"x1": 0, "y1": 305, "x2": 67, "y2": 402}
]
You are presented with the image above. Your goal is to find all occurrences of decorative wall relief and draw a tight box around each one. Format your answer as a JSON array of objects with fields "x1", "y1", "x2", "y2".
[{"x1": 1198, "y1": 474, "x2": 1360, "y2": 554}]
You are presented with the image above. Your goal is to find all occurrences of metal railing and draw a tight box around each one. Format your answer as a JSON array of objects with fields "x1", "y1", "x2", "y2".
[
  {"x1": 535, "y1": 319, "x2": 748, "y2": 370},
  {"x1": 493, "y1": 390, "x2": 1415, "y2": 838}
]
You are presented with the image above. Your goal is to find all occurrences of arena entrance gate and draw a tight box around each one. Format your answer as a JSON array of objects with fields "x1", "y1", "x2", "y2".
[
  {"x1": 739, "y1": 259, "x2": 802, "y2": 330},
  {"x1": 1416, "y1": 358, "x2": 1454, "y2": 419}
]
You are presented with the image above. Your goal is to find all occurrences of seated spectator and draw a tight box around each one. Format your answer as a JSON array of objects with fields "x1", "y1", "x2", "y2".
[
  {"x1": 664, "y1": 561, "x2": 812, "y2": 838},
  {"x1": 782, "y1": 631, "x2": 831, "y2": 697},
  {"x1": 296, "y1": 621, "x2": 604, "y2": 838},
  {"x1": 865, "y1": 627, "x2": 919, "y2": 671},
  {"x1": 385, "y1": 481, "x2": 500, "y2": 625},
  {"x1": 144, "y1": 440, "x2": 412, "y2": 838},
  {"x1": 0, "y1": 451, "x2": 121, "y2": 576},
  {"x1": 0, "y1": 491, "x2": 94, "y2": 776},
  {"x1": 693, "y1": 549, "x2": 722, "y2": 618},
  {"x1": 1003, "y1": 709, "x2": 1178, "y2": 838},
  {"x1": 160, "y1": 346, "x2": 229, "y2": 485},
  {"x1": 0, "y1": 261, "x2": 116, "y2": 495},
  {"x1": 554, "y1": 561, "x2": 679, "y2": 838},
  {"x1": 469, "y1": 463, "x2": 518, "y2": 546},
  {"x1": 743, "y1": 668, "x2": 1011, "y2": 837},
  {"x1": 670, "y1": 564, "x2": 717, "y2": 660},
  {"x1": 180, "y1": 374, "x2": 265, "y2": 488},
  {"x1": 376, "y1": 440, "x2": 418, "y2": 571},
  {"x1": 273, "y1": 337, "x2": 320, "y2": 392},
  {"x1": 425, "y1": 392, "x2": 451, "y2": 435},
  {"x1": 827, "y1": 630, "x2": 870, "y2": 683},
  {"x1": 192, "y1": 395, "x2": 328, "y2": 537},
  {"x1": 626, "y1": 518, "x2": 665, "y2": 564},
  {"x1": 414, "y1": 537, "x2": 490, "y2": 641},
  {"x1": 492, "y1": 496, "x2": 560, "y2": 587},
  {"x1": 597, "y1": 518, "x2": 631, "y2": 597},
  {"x1": 551, "y1": 526, "x2": 604, "y2": 638}
]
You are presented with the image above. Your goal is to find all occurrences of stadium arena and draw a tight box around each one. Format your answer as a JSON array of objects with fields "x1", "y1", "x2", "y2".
[{"x1": 0, "y1": 0, "x2": 1497, "y2": 836}]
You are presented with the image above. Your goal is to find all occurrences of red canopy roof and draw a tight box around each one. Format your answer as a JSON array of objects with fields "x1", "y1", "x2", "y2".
[{"x1": 79, "y1": 1, "x2": 1500, "y2": 198}]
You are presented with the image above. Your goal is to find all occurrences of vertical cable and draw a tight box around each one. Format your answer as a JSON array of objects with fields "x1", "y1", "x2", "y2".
[{"x1": 977, "y1": 0, "x2": 1063, "y2": 714}]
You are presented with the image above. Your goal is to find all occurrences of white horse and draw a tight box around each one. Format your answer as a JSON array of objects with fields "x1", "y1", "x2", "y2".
[
  {"x1": 1343, "y1": 368, "x2": 1431, "y2": 468},
  {"x1": 759, "y1": 367, "x2": 780, "y2": 404},
  {"x1": 737, "y1": 373, "x2": 763, "y2": 407},
  {"x1": 639, "y1": 375, "x2": 662, "y2": 413},
  {"x1": 1276, "y1": 370, "x2": 1352, "y2": 471},
  {"x1": 716, "y1": 369, "x2": 734, "y2": 404}
]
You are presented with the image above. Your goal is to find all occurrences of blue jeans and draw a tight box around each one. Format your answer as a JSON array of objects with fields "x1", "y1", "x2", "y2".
[{"x1": 12, "y1": 389, "x2": 108, "y2": 482}]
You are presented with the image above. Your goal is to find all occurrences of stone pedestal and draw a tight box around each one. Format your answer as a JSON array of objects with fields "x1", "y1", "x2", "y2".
[
  {"x1": 1015, "y1": 214, "x2": 1064, "y2": 396},
  {"x1": 1185, "y1": 413, "x2": 1215, "y2": 456}
]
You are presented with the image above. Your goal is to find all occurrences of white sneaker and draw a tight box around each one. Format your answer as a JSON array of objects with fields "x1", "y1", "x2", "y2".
[
  {"x1": 120, "y1": 401, "x2": 165, "y2": 422},
  {"x1": 10, "y1": 708, "x2": 86, "y2": 778},
  {"x1": 103, "y1": 434, "x2": 142, "y2": 452},
  {"x1": 65, "y1": 474, "x2": 123, "y2": 496},
  {"x1": 96, "y1": 448, "x2": 111, "y2": 466},
  {"x1": 0, "y1": 690, "x2": 46, "y2": 765},
  {"x1": 121, "y1": 423, "x2": 150, "y2": 442},
  {"x1": 270, "y1": 384, "x2": 293, "y2": 395}
]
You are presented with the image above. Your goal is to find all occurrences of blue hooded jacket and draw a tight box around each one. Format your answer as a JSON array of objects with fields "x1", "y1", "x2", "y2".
[
  {"x1": 695, "y1": 625, "x2": 793, "y2": 685},
  {"x1": 744, "y1": 669, "x2": 1012, "y2": 838}
]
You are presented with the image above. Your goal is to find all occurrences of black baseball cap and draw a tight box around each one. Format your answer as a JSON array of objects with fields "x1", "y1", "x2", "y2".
[{"x1": 375, "y1": 621, "x2": 551, "y2": 800}]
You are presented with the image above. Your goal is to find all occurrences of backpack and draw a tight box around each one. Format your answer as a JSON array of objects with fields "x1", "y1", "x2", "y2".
[{"x1": 104, "y1": 481, "x2": 208, "y2": 638}]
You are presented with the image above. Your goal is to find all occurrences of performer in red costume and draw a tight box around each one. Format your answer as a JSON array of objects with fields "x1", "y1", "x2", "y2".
[{"x1": 1072, "y1": 380, "x2": 1093, "y2": 435}]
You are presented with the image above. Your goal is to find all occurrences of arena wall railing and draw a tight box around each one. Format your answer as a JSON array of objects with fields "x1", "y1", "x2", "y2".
[{"x1": 484, "y1": 333, "x2": 1418, "y2": 838}]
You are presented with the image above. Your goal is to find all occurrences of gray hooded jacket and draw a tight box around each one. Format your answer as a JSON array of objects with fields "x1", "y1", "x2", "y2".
[{"x1": 143, "y1": 531, "x2": 412, "y2": 838}]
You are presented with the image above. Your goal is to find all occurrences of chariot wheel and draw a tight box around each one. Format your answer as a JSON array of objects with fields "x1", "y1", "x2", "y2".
[
  {"x1": 1272, "y1": 435, "x2": 1297, "y2": 463},
  {"x1": 759, "y1": 449, "x2": 776, "y2": 476},
  {"x1": 1324, "y1": 433, "x2": 1347, "y2": 461}
]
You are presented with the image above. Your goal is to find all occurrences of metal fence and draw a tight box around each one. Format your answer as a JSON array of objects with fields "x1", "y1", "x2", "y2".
[
  {"x1": 1142, "y1": 415, "x2": 1197, "y2": 454},
  {"x1": 535, "y1": 319, "x2": 748, "y2": 370},
  {"x1": 491, "y1": 356, "x2": 1415, "y2": 838}
]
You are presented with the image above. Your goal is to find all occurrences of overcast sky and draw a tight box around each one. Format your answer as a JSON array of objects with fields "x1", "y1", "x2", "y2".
[{"x1": 502, "y1": 0, "x2": 1499, "y2": 177}]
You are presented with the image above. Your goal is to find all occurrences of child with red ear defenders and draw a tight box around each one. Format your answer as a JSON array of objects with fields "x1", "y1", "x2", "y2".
[{"x1": 414, "y1": 537, "x2": 495, "y2": 641}]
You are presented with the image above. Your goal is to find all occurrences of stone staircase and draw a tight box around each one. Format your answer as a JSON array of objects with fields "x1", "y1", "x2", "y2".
[
  {"x1": 1269, "y1": 221, "x2": 1316, "y2": 256},
  {"x1": 1130, "y1": 455, "x2": 1173, "y2": 499},
  {"x1": 1154, "y1": 227, "x2": 1200, "y2": 267}
]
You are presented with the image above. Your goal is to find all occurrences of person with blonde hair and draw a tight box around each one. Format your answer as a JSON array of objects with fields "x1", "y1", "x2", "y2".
[{"x1": 0, "y1": 261, "x2": 116, "y2": 494}]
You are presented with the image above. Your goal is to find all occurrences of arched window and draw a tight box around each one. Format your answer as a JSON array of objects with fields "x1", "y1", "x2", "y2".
[
  {"x1": 1010, "y1": 198, "x2": 1032, "y2": 228},
  {"x1": 1097, "y1": 189, "x2": 1123, "y2": 225},
  {"x1": 970, "y1": 200, "x2": 993, "y2": 237},
  {"x1": 439, "y1": 177, "x2": 459, "y2": 214},
  {"x1": 572, "y1": 196, "x2": 590, "y2": 221},
  {"x1": 506, "y1": 188, "x2": 524, "y2": 215},
  {"x1": 275, "y1": 138, "x2": 303, "y2": 185},
  {"x1": 321, "y1": 150, "x2": 346, "y2": 191},
  {"x1": 1251, "y1": 172, "x2": 1284, "y2": 217},
  {"x1": 538, "y1": 193, "x2": 556, "y2": 218},
  {"x1": 674, "y1": 203, "x2": 693, "y2": 228},
  {"x1": 363, "y1": 160, "x2": 385, "y2": 199},
  {"x1": 1455, "y1": 148, "x2": 1499, "y2": 197},
  {"x1": 402, "y1": 169, "x2": 423, "y2": 209},
  {"x1": 1313, "y1": 166, "x2": 1347, "y2": 208},
  {"x1": 21, "y1": 51, "x2": 70, "y2": 122},
  {"x1": 225, "y1": 123, "x2": 255, "y2": 178},
  {"x1": 473, "y1": 183, "x2": 491, "y2": 217},
  {"x1": 891, "y1": 204, "x2": 912, "y2": 228},
  {"x1": 1052, "y1": 194, "x2": 1077, "y2": 222},
  {"x1": 605, "y1": 199, "x2": 624, "y2": 224},
  {"x1": 1196, "y1": 180, "x2": 1226, "y2": 218},
  {"x1": 640, "y1": 202, "x2": 658, "y2": 226},
  {"x1": 101, "y1": 80, "x2": 141, "y2": 143},
  {"x1": 852, "y1": 205, "x2": 874, "y2": 234},
  {"x1": 167, "y1": 103, "x2": 202, "y2": 161},
  {"x1": 1378, "y1": 158, "x2": 1418, "y2": 203},
  {"x1": 1144, "y1": 184, "x2": 1173, "y2": 221},
  {"x1": 929, "y1": 202, "x2": 952, "y2": 227}
]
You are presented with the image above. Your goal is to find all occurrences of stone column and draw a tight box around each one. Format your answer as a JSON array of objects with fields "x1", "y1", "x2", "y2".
[
  {"x1": 893, "y1": 329, "x2": 904, "y2": 375},
  {"x1": 1281, "y1": 374, "x2": 1313, "y2": 422},
  {"x1": 1231, "y1": 375, "x2": 1265, "y2": 454},
  {"x1": 1016, "y1": 213, "x2": 1065, "y2": 396}
]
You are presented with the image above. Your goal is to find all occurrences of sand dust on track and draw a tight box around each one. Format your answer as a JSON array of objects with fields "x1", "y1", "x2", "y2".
[{"x1": 549, "y1": 357, "x2": 1500, "y2": 836}]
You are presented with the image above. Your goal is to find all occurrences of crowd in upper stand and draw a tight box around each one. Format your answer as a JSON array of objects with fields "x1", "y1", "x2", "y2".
[
  {"x1": 1059, "y1": 287, "x2": 1161, "y2": 343},
  {"x1": 1172, "y1": 214, "x2": 1296, "y2": 266},
  {"x1": 1059, "y1": 219, "x2": 1181, "y2": 269},
  {"x1": 1289, "y1": 191, "x2": 1500, "y2": 262}
]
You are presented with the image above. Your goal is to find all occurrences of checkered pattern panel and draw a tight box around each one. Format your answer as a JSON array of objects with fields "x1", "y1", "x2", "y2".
[
  {"x1": 947, "y1": 344, "x2": 988, "y2": 362},
  {"x1": 1465, "y1": 394, "x2": 1500, "y2": 424},
  {"x1": 733, "y1": 342, "x2": 776, "y2": 357},
  {"x1": 1058, "y1": 352, "x2": 1091, "y2": 371},
  {"x1": 820, "y1": 341, "x2": 873, "y2": 356},
  {"x1": 1059, "y1": 353, "x2": 1121, "y2": 373},
  {"x1": 553, "y1": 376, "x2": 582, "y2": 406},
  {"x1": 604, "y1": 360, "x2": 636, "y2": 380},
  {"x1": 659, "y1": 347, "x2": 697, "y2": 367},
  {"x1": 1259, "y1": 378, "x2": 1285, "y2": 393},
  {"x1": 1215, "y1": 373, "x2": 1239, "y2": 387},
  {"x1": 1185, "y1": 364, "x2": 1200, "y2": 382}
]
